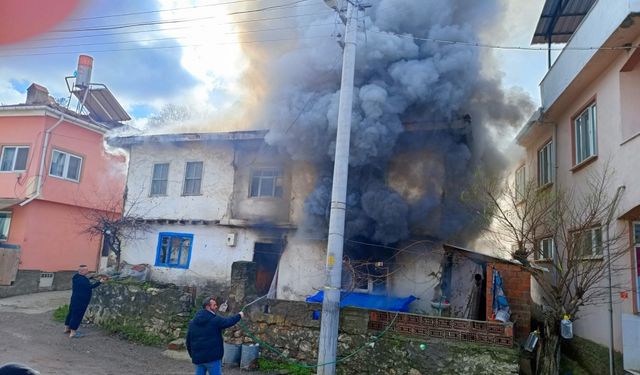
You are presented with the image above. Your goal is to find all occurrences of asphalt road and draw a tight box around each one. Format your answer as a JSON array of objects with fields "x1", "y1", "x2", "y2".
[{"x1": 0, "y1": 291, "x2": 262, "y2": 375}]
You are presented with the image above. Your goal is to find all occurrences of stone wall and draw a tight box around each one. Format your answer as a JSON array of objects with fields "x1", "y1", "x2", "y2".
[
  {"x1": 82, "y1": 262, "x2": 520, "y2": 374},
  {"x1": 84, "y1": 279, "x2": 230, "y2": 343},
  {"x1": 224, "y1": 299, "x2": 519, "y2": 374},
  {"x1": 85, "y1": 282, "x2": 195, "y2": 342}
]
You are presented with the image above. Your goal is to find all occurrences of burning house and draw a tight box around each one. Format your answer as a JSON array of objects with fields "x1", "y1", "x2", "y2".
[{"x1": 110, "y1": 0, "x2": 534, "y2": 324}]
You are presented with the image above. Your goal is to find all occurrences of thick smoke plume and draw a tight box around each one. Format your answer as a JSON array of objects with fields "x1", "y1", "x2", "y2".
[{"x1": 232, "y1": 0, "x2": 534, "y2": 245}]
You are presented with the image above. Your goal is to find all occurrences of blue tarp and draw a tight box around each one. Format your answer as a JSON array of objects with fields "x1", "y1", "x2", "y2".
[{"x1": 305, "y1": 291, "x2": 416, "y2": 312}]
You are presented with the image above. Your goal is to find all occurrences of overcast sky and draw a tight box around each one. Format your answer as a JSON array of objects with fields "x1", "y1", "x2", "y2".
[{"x1": 0, "y1": 0, "x2": 553, "y2": 127}]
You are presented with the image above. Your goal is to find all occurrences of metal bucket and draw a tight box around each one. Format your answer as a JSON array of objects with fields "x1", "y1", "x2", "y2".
[
  {"x1": 222, "y1": 343, "x2": 241, "y2": 367},
  {"x1": 240, "y1": 343, "x2": 260, "y2": 370}
]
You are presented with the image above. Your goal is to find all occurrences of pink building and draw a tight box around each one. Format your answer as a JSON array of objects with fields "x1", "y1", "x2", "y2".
[
  {"x1": 515, "y1": 1, "x2": 640, "y2": 371},
  {"x1": 0, "y1": 83, "x2": 126, "y2": 292}
]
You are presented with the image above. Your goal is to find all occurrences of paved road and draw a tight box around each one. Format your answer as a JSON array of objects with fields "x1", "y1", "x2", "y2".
[{"x1": 0, "y1": 292, "x2": 264, "y2": 375}]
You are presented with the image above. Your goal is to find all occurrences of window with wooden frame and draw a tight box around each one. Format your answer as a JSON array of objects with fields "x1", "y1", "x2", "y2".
[
  {"x1": 182, "y1": 161, "x2": 203, "y2": 196},
  {"x1": 150, "y1": 163, "x2": 169, "y2": 196},
  {"x1": 155, "y1": 232, "x2": 193, "y2": 269},
  {"x1": 250, "y1": 168, "x2": 283, "y2": 198}
]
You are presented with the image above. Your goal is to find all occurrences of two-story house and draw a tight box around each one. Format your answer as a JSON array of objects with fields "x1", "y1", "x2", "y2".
[
  {"x1": 515, "y1": 0, "x2": 640, "y2": 370},
  {"x1": 110, "y1": 125, "x2": 533, "y2": 338},
  {"x1": 0, "y1": 83, "x2": 126, "y2": 294},
  {"x1": 109, "y1": 130, "x2": 326, "y2": 300}
]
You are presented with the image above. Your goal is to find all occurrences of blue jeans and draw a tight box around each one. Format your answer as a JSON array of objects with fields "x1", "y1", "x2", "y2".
[{"x1": 194, "y1": 360, "x2": 221, "y2": 375}]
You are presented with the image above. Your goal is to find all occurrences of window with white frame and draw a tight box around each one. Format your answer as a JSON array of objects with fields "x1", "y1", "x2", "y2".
[
  {"x1": 49, "y1": 149, "x2": 82, "y2": 182},
  {"x1": 0, "y1": 212, "x2": 11, "y2": 241},
  {"x1": 250, "y1": 168, "x2": 283, "y2": 198},
  {"x1": 155, "y1": 232, "x2": 193, "y2": 268},
  {"x1": 0, "y1": 146, "x2": 29, "y2": 172},
  {"x1": 574, "y1": 103, "x2": 597, "y2": 164},
  {"x1": 515, "y1": 165, "x2": 525, "y2": 200},
  {"x1": 150, "y1": 163, "x2": 169, "y2": 196},
  {"x1": 575, "y1": 227, "x2": 603, "y2": 257},
  {"x1": 183, "y1": 161, "x2": 203, "y2": 195},
  {"x1": 537, "y1": 237, "x2": 554, "y2": 260},
  {"x1": 538, "y1": 141, "x2": 553, "y2": 186}
]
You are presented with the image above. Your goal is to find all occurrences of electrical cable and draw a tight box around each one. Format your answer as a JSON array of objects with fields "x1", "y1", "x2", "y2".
[{"x1": 54, "y1": 2, "x2": 328, "y2": 33}]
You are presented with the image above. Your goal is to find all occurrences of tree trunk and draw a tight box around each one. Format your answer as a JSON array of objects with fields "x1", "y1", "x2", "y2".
[{"x1": 537, "y1": 321, "x2": 561, "y2": 375}]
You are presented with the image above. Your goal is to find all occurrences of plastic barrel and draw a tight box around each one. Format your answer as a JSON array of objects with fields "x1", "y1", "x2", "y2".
[
  {"x1": 240, "y1": 344, "x2": 260, "y2": 370},
  {"x1": 222, "y1": 343, "x2": 241, "y2": 367}
]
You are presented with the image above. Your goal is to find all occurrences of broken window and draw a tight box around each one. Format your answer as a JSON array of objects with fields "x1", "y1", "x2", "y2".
[
  {"x1": 183, "y1": 161, "x2": 203, "y2": 195},
  {"x1": 249, "y1": 168, "x2": 283, "y2": 198},
  {"x1": 150, "y1": 163, "x2": 169, "y2": 196},
  {"x1": 49, "y1": 149, "x2": 82, "y2": 182},
  {"x1": 155, "y1": 232, "x2": 192, "y2": 268},
  {"x1": 0, "y1": 146, "x2": 29, "y2": 172}
]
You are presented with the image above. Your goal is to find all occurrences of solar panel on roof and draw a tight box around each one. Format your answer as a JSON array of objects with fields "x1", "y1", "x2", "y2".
[{"x1": 73, "y1": 87, "x2": 130, "y2": 122}]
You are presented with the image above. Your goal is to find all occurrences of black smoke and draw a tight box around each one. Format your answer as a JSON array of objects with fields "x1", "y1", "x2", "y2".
[{"x1": 251, "y1": 0, "x2": 534, "y2": 245}]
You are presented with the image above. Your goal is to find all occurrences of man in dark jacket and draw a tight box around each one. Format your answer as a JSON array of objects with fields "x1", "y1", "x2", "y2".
[
  {"x1": 186, "y1": 296, "x2": 244, "y2": 375},
  {"x1": 64, "y1": 265, "x2": 105, "y2": 338}
]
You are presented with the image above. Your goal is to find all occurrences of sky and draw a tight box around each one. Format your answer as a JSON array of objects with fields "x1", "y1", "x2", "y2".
[{"x1": 0, "y1": 0, "x2": 554, "y2": 128}]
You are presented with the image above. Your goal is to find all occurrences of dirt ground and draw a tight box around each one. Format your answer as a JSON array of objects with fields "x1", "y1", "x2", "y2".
[{"x1": 0, "y1": 292, "x2": 264, "y2": 375}]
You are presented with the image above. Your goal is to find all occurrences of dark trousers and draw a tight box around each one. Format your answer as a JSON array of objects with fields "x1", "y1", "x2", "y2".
[{"x1": 64, "y1": 302, "x2": 89, "y2": 330}]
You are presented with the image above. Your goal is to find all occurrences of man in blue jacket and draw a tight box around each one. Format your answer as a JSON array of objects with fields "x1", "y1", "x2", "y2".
[
  {"x1": 186, "y1": 296, "x2": 244, "y2": 375},
  {"x1": 63, "y1": 265, "x2": 105, "y2": 338}
]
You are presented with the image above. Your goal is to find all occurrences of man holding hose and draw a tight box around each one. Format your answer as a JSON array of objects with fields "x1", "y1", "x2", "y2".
[{"x1": 186, "y1": 296, "x2": 244, "y2": 375}]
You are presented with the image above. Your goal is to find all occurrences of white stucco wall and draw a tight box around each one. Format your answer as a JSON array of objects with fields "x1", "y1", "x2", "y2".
[
  {"x1": 540, "y1": 0, "x2": 640, "y2": 110},
  {"x1": 275, "y1": 236, "x2": 326, "y2": 301},
  {"x1": 387, "y1": 249, "x2": 443, "y2": 314},
  {"x1": 125, "y1": 141, "x2": 235, "y2": 221},
  {"x1": 122, "y1": 223, "x2": 256, "y2": 286}
]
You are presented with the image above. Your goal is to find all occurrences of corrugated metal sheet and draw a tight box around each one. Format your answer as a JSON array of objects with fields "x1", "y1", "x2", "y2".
[{"x1": 532, "y1": 0, "x2": 597, "y2": 44}]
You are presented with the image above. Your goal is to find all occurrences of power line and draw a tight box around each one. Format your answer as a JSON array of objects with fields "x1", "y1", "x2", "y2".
[
  {"x1": 54, "y1": 0, "x2": 325, "y2": 33},
  {"x1": 380, "y1": 30, "x2": 640, "y2": 52},
  {"x1": 67, "y1": 0, "x2": 267, "y2": 21},
  {"x1": 1, "y1": 23, "x2": 337, "y2": 52},
  {"x1": 29, "y1": 11, "x2": 332, "y2": 43},
  {"x1": 0, "y1": 34, "x2": 335, "y2": 58}
]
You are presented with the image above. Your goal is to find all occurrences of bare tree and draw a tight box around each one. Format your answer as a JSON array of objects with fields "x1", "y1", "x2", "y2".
[
  {"x1": 468, "y1": 166, "x2": 628, "y2": 375},
  {"x1": 83, "y1": 194, "x2": 151, "y2": 271}
]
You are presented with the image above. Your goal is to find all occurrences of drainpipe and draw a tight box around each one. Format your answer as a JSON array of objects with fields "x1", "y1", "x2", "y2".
[
  {"x1": 19, "y1": 114, "x2": 66, "y2": 206},
  {"x1": 606, "y1": 185, "x2": 625, "y2": 375}
]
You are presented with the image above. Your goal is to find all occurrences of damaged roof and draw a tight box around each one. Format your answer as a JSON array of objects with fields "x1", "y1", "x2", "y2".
[{"x1": 108, "y1": 129, "x2": 269, "y2": 146}]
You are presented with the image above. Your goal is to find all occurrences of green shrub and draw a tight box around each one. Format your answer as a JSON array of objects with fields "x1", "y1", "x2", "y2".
[
  {"x1": 100, "y1": 319, "x2": 164, "y2": 347},
  {"x1": 52, "y1": 304, "x2": 69, "y2": 322},
  {"x1": 257, "y1": 358, "x2": 313, "y2": 375}
]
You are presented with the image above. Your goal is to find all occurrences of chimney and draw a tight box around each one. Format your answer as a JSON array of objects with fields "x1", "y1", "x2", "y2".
[{"x1": 26, "y1": 83, "x2": 50, "y2": 105}]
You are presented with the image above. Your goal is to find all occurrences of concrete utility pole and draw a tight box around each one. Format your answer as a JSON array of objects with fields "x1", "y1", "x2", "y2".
[{"x1": 316, "y1": 1, "x2": 358, "y2": 374}]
